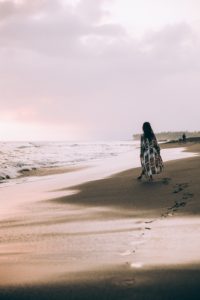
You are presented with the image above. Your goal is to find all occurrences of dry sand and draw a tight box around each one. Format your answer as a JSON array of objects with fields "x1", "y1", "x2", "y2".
[{"x1": 0, "y1": 142, "x2": 200, "y2": 299}]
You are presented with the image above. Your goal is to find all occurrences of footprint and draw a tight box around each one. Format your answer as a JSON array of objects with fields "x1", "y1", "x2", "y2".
[
  {"x1": 162, "y1": 177, "x2": 171, "y2": 185},
  {"x1": 173, "y1": 183, "x2": 189, "y2": 193},
  {"x1": 167, "y1": 212, "x2": 174, "y2": 217},
  {"x1": 168, "y1": 201, "x2": 186, "y2": 210},
  {"x1": 182, "y1": 192, "x2": 194, "y2": 199},
  {"x1": 130, "y1": 262, "x2": 143, "y2": 268},
  {"x1": 161, "y1": 213, "x2": 168, "y2": 218},
  {"x1": 145, "y1": 220, "x2": 155, "y2": 224},
  {"x1": 162, "y1": 212, "x2": 174, "y2": 218},
  {"x1": 173, "y1": 188, "x2": 183, "y2": 194},
  {"x1": 112, "y1": 277, "x2": 136, "y2": 287},
  {"x1": 120, "y1": 250, "x2": 132, "y2": 256},
  {"x1": 173, "y1": 208, "x2": 178, "y2": 212},
  {"x1": 180, "y1": 201, "x2": 186, "y2": 207}
]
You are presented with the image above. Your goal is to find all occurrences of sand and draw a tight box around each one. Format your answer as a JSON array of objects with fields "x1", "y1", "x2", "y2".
[
  {"x1": 0, "y1": 142, "x2": 200, "y2": 299},
  {"x1": 19, "y1": 165, "x2": 87, "y2": 177}
]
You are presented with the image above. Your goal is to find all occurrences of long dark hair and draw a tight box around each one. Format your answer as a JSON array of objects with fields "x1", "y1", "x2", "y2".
[{"x1": 142, "y1": 122, "x2": 155, "y2": 141}]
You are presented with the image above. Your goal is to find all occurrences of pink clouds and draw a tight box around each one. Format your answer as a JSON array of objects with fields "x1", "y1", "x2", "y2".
[
  {"x1": 0, "y1": 107, "x2": 38, "y2": 122},
  {"x1": 0, "y1": 0, "x2": 200, "y2": 140}
]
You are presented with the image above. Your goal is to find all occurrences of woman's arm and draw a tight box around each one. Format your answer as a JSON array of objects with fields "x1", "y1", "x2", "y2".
[
  {"x1": 140, "y1": 135, "x2": 145, "y2": 157},
  {"x1": 154, "y1": 136, "x2": 160, "y2": 154}
]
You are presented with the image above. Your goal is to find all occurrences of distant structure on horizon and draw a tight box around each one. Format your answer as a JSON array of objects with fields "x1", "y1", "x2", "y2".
[{"x1": 133, "y1": 131, "x2": 200, "y2": 141}]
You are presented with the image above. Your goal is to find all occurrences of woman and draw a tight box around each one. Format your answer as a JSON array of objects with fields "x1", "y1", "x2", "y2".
[{"x1": 137, "y1": 122, "x2": 163, "y2": 181}]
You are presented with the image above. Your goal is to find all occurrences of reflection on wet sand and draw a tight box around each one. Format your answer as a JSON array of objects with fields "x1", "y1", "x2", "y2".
[{"x1": 1, "y1": 202, "x2": 200, "y2": 286}]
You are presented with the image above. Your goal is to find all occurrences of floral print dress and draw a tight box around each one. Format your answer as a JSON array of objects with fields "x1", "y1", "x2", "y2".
[{"x1": 140, "y1": 134, "x2": 163, "y2": 178}]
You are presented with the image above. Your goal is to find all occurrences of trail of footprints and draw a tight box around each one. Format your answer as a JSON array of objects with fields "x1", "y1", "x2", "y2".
[
  {"x1": 121, "y1": 178, "x2": 194, "y2": 262},
  {"x1": 162, "y1": 182, "x2": 194, "y2": 217}
]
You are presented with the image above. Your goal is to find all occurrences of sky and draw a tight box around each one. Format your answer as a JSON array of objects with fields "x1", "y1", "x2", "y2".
[{"x1": 0, "y1": 0, "x2": 200, "y2": 141}]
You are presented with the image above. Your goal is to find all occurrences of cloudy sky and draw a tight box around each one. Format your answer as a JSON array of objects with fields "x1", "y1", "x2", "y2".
[{"x1": 0, "y1": 0, "x2": 199, "y2": 140}]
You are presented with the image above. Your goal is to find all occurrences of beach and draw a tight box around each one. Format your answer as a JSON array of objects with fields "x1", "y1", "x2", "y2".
[{"x1": 0, "y1": 142, "x2": 200, "y2": 299}]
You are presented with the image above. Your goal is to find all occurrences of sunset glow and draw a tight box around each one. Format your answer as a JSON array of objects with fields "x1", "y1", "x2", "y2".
[
  {"x1": 0, "y1": 121, "x2": 85, "y2": 141},
  {"x1": 0, "y1": 0, "x2": 200, "y2": 140}
]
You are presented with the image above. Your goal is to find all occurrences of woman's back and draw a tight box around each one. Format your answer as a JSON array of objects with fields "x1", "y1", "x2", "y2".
[{"x1": 138, "y1": 122, "x2": 163, "y2": 180}]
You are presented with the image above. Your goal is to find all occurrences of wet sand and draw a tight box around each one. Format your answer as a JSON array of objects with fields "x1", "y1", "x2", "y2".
[
  {"x1": 0, "y1": 142, "x2": 200, "y2": 299},
  {"x1": 19, "y1": 165, "x2": 87, "y2": 177}
]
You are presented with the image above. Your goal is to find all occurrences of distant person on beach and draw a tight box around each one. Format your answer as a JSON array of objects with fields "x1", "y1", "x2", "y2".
[
  {"x1": 182, "y1": 133, "x2": 186, "y2": 143},
  {"x1": 137, "y1": 122, "x2": 163, "y2": 181}
]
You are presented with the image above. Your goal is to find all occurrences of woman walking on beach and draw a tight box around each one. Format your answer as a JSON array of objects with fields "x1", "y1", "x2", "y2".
[{"x1": 138, "y1": 122, "x2": 163, "y2": 181}]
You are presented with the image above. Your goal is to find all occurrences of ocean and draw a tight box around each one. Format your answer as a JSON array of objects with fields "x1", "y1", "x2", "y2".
[{"x1": 0, "y1": 141, "x2": 138, "y2": 184}]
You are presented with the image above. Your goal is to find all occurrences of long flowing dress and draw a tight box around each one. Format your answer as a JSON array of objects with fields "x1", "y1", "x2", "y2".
[{"x1": 140, "y1": 134, "x2": 163, "y2": 178}]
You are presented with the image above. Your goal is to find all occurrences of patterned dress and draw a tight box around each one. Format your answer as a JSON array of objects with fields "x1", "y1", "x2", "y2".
[{"x1": 140, "y1": 134, "x2": 163, "y2": 178}]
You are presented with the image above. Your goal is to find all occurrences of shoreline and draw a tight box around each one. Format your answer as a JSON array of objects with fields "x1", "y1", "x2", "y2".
[
  {"x1": 0, "y1": 145, "x2": 195, "y2": 217},
  {"x1": 0, "y1": 142, "x2": 200, "y2": 299},
  {"x1": 0, "y1": 142, "x2": 196, "y2": 188},
  {"x1": 19, "y1": 165, "x2": 88, "y2": 178}
]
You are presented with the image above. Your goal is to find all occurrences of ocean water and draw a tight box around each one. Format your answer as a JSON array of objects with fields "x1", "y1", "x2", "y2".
[{"x1": 0, "y1": 141, "x2": 138, "y2": 183}]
